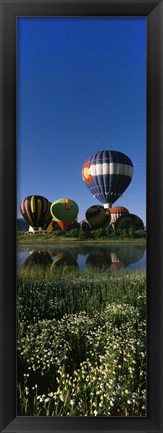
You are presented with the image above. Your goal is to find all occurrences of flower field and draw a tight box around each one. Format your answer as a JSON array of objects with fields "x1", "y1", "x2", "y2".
[{"x1": 17, "y1": 267, "x2": 146, "y2": 416}]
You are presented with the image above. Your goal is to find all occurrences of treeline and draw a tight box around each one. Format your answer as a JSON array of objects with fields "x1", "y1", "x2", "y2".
[{"x1": 48, "y1": 227, "x2": 146, "y2": 240}]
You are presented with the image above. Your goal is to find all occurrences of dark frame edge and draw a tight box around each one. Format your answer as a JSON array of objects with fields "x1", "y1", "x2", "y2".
[
  {"x1": 146, "y1": 2, "x2": 163, "y2": 433},
  {"x1": 1, "y1": 1, "x2": 163, "y2": 433}
]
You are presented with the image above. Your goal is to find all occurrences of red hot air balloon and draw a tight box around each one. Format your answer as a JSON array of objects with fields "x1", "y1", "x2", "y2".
[
  {"x1": 109, "y1": 206, "x2": 129, "y2": 228},
  {"x1": 20, "y1": 195, "x2": 52, "y2": 229}
]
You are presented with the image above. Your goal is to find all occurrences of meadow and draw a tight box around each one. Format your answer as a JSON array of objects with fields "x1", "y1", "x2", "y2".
[{"x1": 17, "y1": 265, "x2": 146, "y2": 416}]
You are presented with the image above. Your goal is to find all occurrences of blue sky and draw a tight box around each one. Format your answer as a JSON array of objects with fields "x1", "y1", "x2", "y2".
[{"x1": 17, "y1": 17, "x2": 146, "y2": 224}]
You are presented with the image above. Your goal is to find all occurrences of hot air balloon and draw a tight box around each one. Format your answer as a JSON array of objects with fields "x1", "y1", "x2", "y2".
[
  {"x1": 67, "y1": 220, "x2": 80, "y2": 231},
  {"x1": 55, "y1": 219, "x2": 80, "y2": 231},
  {"x1": 85, "y1": 205, "x2": 110, "y2": 229},
  {"x1": 20, "y1": 195, "x2": 52, "y2": 229},
  {"x1": 43, "y1": 202, "x2": 52, "y2": 229},
  {"x1": 82, "y1": 150, "x2": 134, "y2": 208},
  {"x1": 50, "y1": 198, "x2": 79, "y2": 230},
  {"x1": 109, "y1": 206, "x2": 129, "y2": 227},
  {"x1": 115, "y1": 214, "x2": 144, "y2": 231},
  {"x1": 45, "y1": 220, "x2": 55, "y2": 233},
  {"x1": 56, "y1": 221, "x2": 72, "y2": 231},
  {"x1": 80, "y1": 220, "x2": 91, "y2": 231},
  {"x1": 52, "y1": 221, "x2": 62, "y2": 231}
]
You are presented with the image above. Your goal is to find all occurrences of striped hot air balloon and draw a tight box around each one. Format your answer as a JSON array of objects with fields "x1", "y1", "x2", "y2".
[
  {"x1": 82, "y1": 150, "x2": 134, "y2": 209},
  {"x1": 109, "y1": 206, "x2": 129, "y2": 227},
  {"x1": 20, "y1": 195, "x2": 52, "y2": 229}
]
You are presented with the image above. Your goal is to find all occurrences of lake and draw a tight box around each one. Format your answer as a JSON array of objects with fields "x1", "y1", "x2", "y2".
[{"x1": 17, "y1": 242, "x2": 146, "y2": 271}]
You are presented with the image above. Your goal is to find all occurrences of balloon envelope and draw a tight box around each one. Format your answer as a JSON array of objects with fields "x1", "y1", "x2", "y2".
[
  {"x1": 67, "y1": 220, "x2": 80, "y2": 231},
  {"x1": 20, "y1": 195, "x2": 52, "y2": 228},
  {"x1": 57, "y1": 221, "x2": 72, "y2": 231},
  {"x1": 80, "y1": 220, "x2": 91, "y2": 231},
  {"x1": 115, "y1": 214, "x2": 144, "y2": 231},
  {"x1": 50, "y1": 198, "x2": 79, "y2": 223},
  {"x1": 86, "y1": 205, "x2": 110, "y2": 229},
  {"x1": 82, "y1": 150, "x2": 133, "y2": 208},
  {"x1": 110, "y1": 206, "x2": 129, "y2": 225},
  {"x1": 52, "y1": 221, "x2": 62, "y2": 231}
]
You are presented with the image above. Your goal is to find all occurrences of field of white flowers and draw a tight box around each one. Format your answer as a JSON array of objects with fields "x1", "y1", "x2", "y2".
[{"x1": 17, "y1": 267, "x2": 146, "y2": 416}]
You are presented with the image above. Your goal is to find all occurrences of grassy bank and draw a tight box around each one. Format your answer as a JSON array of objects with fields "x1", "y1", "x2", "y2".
[
  {"x1": 17, "y1": 267, "x2": 146, "y2": 416},
  {"x1": 17, "y1": 232, "x2": 146, "y2": 245}
]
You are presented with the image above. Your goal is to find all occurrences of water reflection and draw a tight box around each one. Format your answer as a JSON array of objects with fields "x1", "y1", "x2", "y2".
[
  {"x1": 23, "y1": 250, "x2": 53, "y2": 268},
  {"x1": 17, "y1": 243, "x2": 146, "y2": 272},
  {"x1": 51, "y1": 251, "x2": 79, "y2": 270},
  {"x1": 86, "y1": 251, "x2": 111, "y2": 270},
  {"x1": 110, "y1": 252, "x2": 127, "y2": 270}
]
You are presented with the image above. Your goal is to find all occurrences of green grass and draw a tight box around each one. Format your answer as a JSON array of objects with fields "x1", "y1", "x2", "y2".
[
  {"x1": 17, "y1": 267, "x2": 146, "y2": 416},
  {"x1": 17, "y1": 232, "x2": 146, "y2": 244}
]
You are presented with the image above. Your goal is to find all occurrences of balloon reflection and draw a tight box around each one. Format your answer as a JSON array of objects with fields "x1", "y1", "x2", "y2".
[
  {"x1": 110, "y1": 252, "x2": 126, "y2": 270},
  {"x1": 86, "y1": 251, "x2": 111, "y2": 270},
  {"x1": 19, "y1": 244, "x2": 146, "y2": 272},
  {"x1": 22, "y1": 250, "x2": 53, "y2": 268},
  {"x1": 50, "y1": 251, "x2": 79, "y2": 270}
]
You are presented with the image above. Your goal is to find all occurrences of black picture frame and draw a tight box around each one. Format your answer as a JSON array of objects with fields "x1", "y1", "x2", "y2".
[{"x1": 0, "y1": 0, "x2": 163, "y2": 432}]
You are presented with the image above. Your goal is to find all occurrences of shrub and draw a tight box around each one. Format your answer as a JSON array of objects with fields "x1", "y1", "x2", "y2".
[
  {"x1": 128, "y1": 228, "x2": 136, "y2": 238},
  {"x1": 65, "y1": 229, "x2": 79, "y2": 238},
  {"x1": 134, "y1": 230, "x2": 146, "y2": 239},
  {"x1": 78, "y1": 230, "x2": 92, "y2": 240},
  {"x1": 106, "y1": 226, "x2": 115, "y2": 237},
  {"x1": 54, "y1": 230, "x2": 66, "y2": 237},
  {"x1": 120, "y1": 229, "x2": 128, "y2": 239},
  {"x1": 91, "y1": 228, "x2": 107, "y2": 239}
]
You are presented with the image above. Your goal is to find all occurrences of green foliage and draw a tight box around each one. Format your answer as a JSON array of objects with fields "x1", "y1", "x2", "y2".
[
  {"x1": 134, "y1": 230, "x2": 146, "y2": 239},
  {"x1": 54, "y1": 230, "x2": 66, "y2": 236},
  {"x1": 106, "y1": 225, "x2": 115, "y2": 237},
  {"x1": 65, "y1": 229, "x2": 79, "y2": 238},
  {"x1": 91, "y1": 228, "x2": 107, "y2": 239},
  {"x1": 18, "y1": 304, "x2": 146, "y2": 416},
  {"x1": 120, "y1": 229, "x2": 128, "y2": 239},
  {"x1": 78, "y1": 230, "x2": 92, "y2": 240},
  {"x1": 17, "y1": 227, "x2": 146, "y2": 244},
  {"x1": 128, "y1": 228, "x2": 136, "y2": 238},
  {"x1": 17, "y1": 268, "x2": 146, "y2": 416}
]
